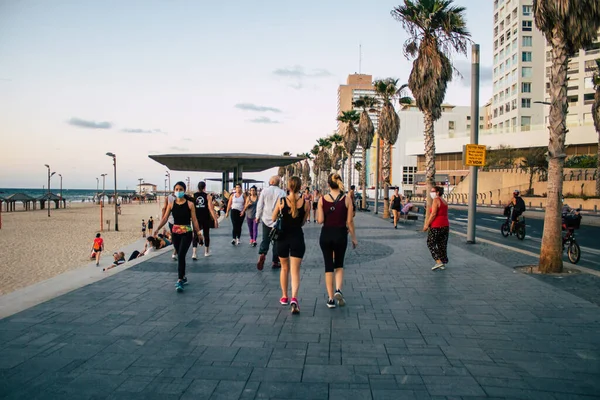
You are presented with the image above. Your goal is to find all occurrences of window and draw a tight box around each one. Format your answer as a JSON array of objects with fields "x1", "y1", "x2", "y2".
[
  {"x1": 512, "y1": 39, "x2": 517, "y2": 51},
  {"x1": 512, "y1": 117, "x2": 517, "y2": 131},
  {"x1": 522, "y1": 5, "x2": 532, "y2": 15},
  {"x1": 511, "y1": 99, "x2": 517, "y2": 110},
  {"x1": 585, "y1": 59, "x2": 598, "y2": 72},
  {"x1": 466, "y1": 124, "x2": 471, "y2": 130},
  {"x1": 494, "y1": 54, "x2": 498, "y2": 64},
  {"x1": 584, "y1": 77, "x2": 594, "y2": 89},
  {"x1": 494, "y1": 108, "x2": 498, "y2": 118},
  {"x1": 522, "y1": 21, "x2": 532, "y2": 31},
  {"x1": 402, "y1": 166, "x2": 417, "y2": 184},
  {"x1": 522, "y1": 36, "x2": 532, "y2": 46},
  {"x1": 467, "y1": 116, "x2": 471, "y2": 120},
  {"x1": 505, "y1": 102, "x2": 510, "y2": 113},
  {"x1": 512, "y1": 54, "x2": 517, "y2": 64},
  {"x1": 521, "y1": 116, "x2": 531, "y2": 130},
  {"x1": 448, "y1": 121, "x2": 455, "y2": 130},
  {"x1": 522, "y1": 67, "x2": 532, "y2": 78},
  {"x1": 521, "y1": 98, "x2": 531, "y2": 108},
  {"x1": 522, "y1": 51, "x2": 532, "y2": 62},
  {"x1": 522, "y1": 82, "x2": 531, "y2": 93}
]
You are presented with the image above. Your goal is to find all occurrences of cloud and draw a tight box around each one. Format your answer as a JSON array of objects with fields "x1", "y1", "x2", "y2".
[
  {"x1": 121, "y1": 128, "x2": 167, "y2": 134},
  {"x1": 234, "y1": 103, "x2": 282, "y2": 113},
  {"x1": 273, "y1": 66, "x2": 333, "y2": 78},
  {"x1": 67, "y1": 117, "x2": 112, "y2": 129},
  {"x1": 454, "y1": 61, "x2": 493, "y2": 86},
  {"x1": 248, "y1": 116, "x2": 280, "y2": 124},
  {"x1": 273, "y1": 65, "x2": 333, "y2": 90},
  {"x1": 168, "y1": 146, "x2": 188, "y2": 152}
]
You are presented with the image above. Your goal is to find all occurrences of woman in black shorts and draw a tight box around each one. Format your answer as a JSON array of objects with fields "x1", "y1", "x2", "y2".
[
  {"x1": 317, "y1": 173, "x2": 358, "y2": 308},
  {"x1": 390, "y1": 188, "x2": 402, "y2": 229},
  {"x1": 272, "y1": 176, "x2": 310, "y2": 314}
]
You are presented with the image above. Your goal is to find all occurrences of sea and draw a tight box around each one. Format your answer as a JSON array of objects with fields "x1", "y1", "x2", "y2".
[{"x1": 0, "y1": 188, "x2": 135, "y2": 202}]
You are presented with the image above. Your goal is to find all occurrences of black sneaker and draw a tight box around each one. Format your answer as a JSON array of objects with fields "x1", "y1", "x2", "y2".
[
  {"x1": 334, "y1": 290, "x2": 345, "y2": 307},
  {"x1": 326, "y1": 299, "x2": 336, "y2": 309}
]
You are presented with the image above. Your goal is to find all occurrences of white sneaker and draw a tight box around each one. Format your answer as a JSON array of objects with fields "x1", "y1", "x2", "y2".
[
  {"x1": 231, "y1": 239, "x2": 236, "y2": 245},
  {"x1": 172, "y1": 254, "x2": 177, "y2": 260},
  {"x1": 432, "y1": 263, "x2": 445, "y2": 271},
  {"x1": 205, "y1": 251, "x2": 211, "y2": 257},
  {"x1": 236, "y1": 238, "x2": 240, "y2": 245}
]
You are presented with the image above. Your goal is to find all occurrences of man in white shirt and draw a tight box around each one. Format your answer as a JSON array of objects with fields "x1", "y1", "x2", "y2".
[{"x1": 255, "y1": 175, "x2": 286, "y2": 270}]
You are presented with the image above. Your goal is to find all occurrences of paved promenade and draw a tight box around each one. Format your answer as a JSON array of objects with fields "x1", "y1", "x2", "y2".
[{"x1": 1, "y1": 213, "x2": 599, "y2": 399}]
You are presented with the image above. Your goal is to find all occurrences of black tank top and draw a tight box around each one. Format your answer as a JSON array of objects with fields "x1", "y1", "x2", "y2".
[
  {"x1": 172, "y1": 200, "x2": 192, "y2": 225},
  {"x1": 194, "y1": 192, "x2": 210, "y2": 220},
  {"x1": 281, "y1": 197, "x2": 305, "y2": 231},
  {"x1": 322, "y1": 194, "x2": 347, "y2": 228},
  {"x1": 392, "y1": 195, "x2": 401, "y2": 208}
]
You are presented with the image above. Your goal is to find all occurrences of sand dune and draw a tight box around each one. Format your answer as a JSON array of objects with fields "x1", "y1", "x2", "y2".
[{"x1": 0, "y1": 201, "x2": 165, "y2": 296}]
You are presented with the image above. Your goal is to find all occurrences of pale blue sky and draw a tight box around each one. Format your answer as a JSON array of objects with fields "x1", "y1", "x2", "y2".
[{"x1": 0, "y1": 0, "x2": 492, "y2": 190}]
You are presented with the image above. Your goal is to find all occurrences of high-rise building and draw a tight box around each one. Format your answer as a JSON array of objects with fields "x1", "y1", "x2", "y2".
[
  {"x1": 491, "y1": 0, "x2": 545, "y2": 132},
  {"x1": 337, "y1": 74, "x2": 380, "y2": 187},
  {"x1": 543, "y1": 31, "x2": 600, "y2": 126}
]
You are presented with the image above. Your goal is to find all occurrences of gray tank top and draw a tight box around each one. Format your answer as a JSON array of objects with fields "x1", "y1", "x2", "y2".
[{"x1": 246, "y1": 197, "x2": 258, "y2": 219}]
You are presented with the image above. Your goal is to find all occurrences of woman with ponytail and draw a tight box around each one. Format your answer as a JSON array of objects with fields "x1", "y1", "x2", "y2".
[
  {"x1": 271, "y1": 176, "x2": 310, "y2": 314},
  {"x1": 317, "y1": 173, "x2": 358, "y2": 308}
]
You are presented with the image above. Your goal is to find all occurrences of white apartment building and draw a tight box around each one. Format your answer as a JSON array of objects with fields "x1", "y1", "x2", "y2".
[
  {"x1": 492, "y1": 0, "x2": 545, "y2": 132},
  {"x1": 544, "y1": 32, "x2": 600, "y2": 126}
]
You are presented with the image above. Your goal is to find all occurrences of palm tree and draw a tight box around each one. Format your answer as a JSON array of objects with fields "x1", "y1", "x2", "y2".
[
  {"x1": 337, "y1": 110, "x2": 360, "y2": 189},
  {"x1": 310, "y1": 145, "x2": 320, "y2": 189},
  {"x1": 392, "y1": 0, "x2": 471, "y2": 222},
  {"x1": 355, "y1": 161, "x2": 365, "y2": 189},
  {"x1": 374, "y1": 78, "x2": 413, "y2": 219},
  {"x1": 314, "y1": 138, "x2": 332, "y2": 190},
  {"x1": 533, "y1": 0, "x2": 600, "y2": 273},
  {"x1": 592, "y1": 58, "x2": 600, "y2": 197},
  {"x1": 353, "y1": 96, "x2": 379, "y2": 209},
  {"x1": 328, "y1": 133, "x2": 345, "y2": 172},
  {"x1": 518, "y1": 148, "x2": 548, "y2": 195}
]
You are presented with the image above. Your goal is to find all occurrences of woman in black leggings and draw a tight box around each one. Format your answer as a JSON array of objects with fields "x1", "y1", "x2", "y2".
[
  {"x1": 226, "y1": 183, "x2": 246, "y2": 246},
  {"x1": 317, "y1": 173, "x2": 358, "y2": 309},
  {"x1": 154, "y1": 181, "x2": 202, "y2": 292},
  {"x1": 192, "y1": 181, "x2": 219, "y2": 259}
]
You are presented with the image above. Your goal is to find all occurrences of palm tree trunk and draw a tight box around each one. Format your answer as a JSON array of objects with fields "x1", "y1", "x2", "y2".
[
  {"x1": 347, "y1": 156, "x2": 353, "y2": 190},
  {"x1": 362, "y1": 149, "x2": 368, "y2": 210},
  {"x1": 423, "y1": 112, "x2": 436, "y2": 225},
  {"x1": 593, "y1": 88, "x2": 600, "y2": 197},
  {"x1": 539, "y1": 37, "x2": 569, "y2": 274},
  {"x1": 382, "y1": 141, "x2": 391, "y2": 219}
]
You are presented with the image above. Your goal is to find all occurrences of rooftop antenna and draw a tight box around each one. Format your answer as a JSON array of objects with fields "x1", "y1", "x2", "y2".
[{"x1": 359, "y1": 43, "x2": 362, "y2": 74}]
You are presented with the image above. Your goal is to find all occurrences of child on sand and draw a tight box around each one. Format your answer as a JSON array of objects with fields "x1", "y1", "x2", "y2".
[{"x1": 141, "y1": 219, "x2": 147, "y2": 237}]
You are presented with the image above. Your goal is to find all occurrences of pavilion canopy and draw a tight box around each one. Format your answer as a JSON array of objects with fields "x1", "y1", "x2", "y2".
[{"x1": 148, "y1": 153, "x2": 303, "y2": 173}]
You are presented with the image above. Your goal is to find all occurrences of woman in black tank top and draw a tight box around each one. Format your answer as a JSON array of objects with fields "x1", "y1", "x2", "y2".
[
  {"x1": 390, "y1": 188, "x2": 402, "y2": 229},
  {"x1": 271, "y1": 176, "x2": 310, "y2": 315},
  {"x1": 192, "y1": 181, "x2": 219, "y2": 259},
  {"x1": 154, "y1": 181, "x2": 202, "y2": 292}
]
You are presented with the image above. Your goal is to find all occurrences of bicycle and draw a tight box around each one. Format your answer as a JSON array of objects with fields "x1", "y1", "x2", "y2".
[
  {"x1": 562, "y1": 210, "x2": 582, "y2": 264},
  {"x1": 501, "y1": 205, "x2": 526, "y2": 240}
]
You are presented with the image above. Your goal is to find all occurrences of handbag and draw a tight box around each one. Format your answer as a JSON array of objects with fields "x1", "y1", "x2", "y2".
[{"x1": 269, "y1": 199, "x2": 285, "y2": 243}]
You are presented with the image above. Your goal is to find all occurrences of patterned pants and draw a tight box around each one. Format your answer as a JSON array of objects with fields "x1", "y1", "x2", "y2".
[{"x1": 427, "y1": 226, "x2": 449, "y2": 264}]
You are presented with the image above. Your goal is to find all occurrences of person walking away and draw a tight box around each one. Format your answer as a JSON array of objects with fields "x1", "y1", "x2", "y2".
[
  {"x1": 154, "y1": 181, "x2": 202, "y2": 292},
  {"x1": 192, "y1": 181, "x2": 220, "y2": 259},
  {"x1": 312, "y1": 189, "x2": 321, "y2": 223},
  {"x1": 255, "y1": 176, "x2": 286, "y2": 270},
  {"x1": 243, "y1": 186, "x2": 259, "y2": 246},
  {"x1": 272, "y1": 176, "x2": 309, "y2": 314},
  {"x1": 303, "y1": 188, "x2": 313, "y2": 223},
  {"x1": 147, "y1": 216, "x2": 154, "y2": 236},
  {"x1": 317, "y1": 173, "x2": 358, "y2": 308},
  {"x1": 141, "y1": 219, "x2": 146, "y2": 238},
  {"x1": 162, "y1": 191, "x2": 178, "y2": 260},
  {"x1": 510, "y1": 189, "x2": 526, "y2": 233},
  {"x1": 226, "y1": 183, "x2": 246, "y2": 245},
  {"x1": 423, "y1": 186, "x2": 449, "y2": 271},
  {"x1": 390, "y1": 188, "x2": 402, "y2": 229},
  {"x1": 91, "y1": 233, "x2": 104, "y2": 266}
]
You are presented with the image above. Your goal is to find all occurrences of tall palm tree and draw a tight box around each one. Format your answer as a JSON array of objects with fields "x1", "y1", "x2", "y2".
[
  {"x1": 355, "y1": 161, "x2": 365, "y2": 189},
  {"x1": 314, "y1": 138, "x2": 332, "y2": 190},
  {"x1": 328, "y1": 133, "x2": 345, "y2": 172},
  {"x1": 310, "y1": 145, "x2": 320, "y2": 189},
  {"x1": 592, "y1": 58, "x2": 600, "y2": 197},
  {"x1": 374, "y1": 78, "x2": 413, "y2": 219},
  {"x1": 353, "y1": 95, "x2": 379, "y2": 209},
  {"x1": 533, "y1": 0, "x2": 600, "y2": 273},
  {"x1": 337, "y1": 110, "x2": 360, "y2": 189},
  {"x1": 392, "y1": 0, "x2": 470, "y2": 222}
]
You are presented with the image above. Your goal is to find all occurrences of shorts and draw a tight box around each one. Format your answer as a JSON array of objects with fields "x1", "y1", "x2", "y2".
[
  {"x1": 511, "y1": 210, "x2": 522, "y2": 222},
  {"x1": 93, "y1": 248, "x2": 102, "y2": 253},
  {"x1": 276, "y1": 231, "x2": 306, "y2": 259},
  {"x1": 312, "y1": 202, "x2": 318, "y2": 211}
]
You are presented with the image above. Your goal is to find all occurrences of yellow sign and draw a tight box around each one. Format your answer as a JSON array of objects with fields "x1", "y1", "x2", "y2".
[{"x1": 464, "y1": 144, "x2": 487, "y2": 167}]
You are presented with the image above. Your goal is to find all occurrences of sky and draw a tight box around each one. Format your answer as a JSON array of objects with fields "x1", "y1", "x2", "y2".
[{"x1": 0, "y1": 0, "x2": 493, "y2": 190}]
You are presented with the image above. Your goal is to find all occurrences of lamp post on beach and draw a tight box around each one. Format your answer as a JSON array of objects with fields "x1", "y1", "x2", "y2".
[
  {"x1": 101, "y1": 173, "x2": 107, "y2": 208},
  {"x1": 96, "y1": 177, "x2": 99, "y2": 198},
  {"x1": 106, "y1": 152, "x2": 118, "y2": 231},
  {"x1": 138, "y1": 178, "x2": 144, "y2": 204},
  {"x1": 44, "y1": 164, "x2": 55, "y2": 217},
  {"x1": 59, "y1": 174, "x2": 63, "y2": 201},
  {"x1": 166, "y1": 171, "x2": 171, "y2": 191}
]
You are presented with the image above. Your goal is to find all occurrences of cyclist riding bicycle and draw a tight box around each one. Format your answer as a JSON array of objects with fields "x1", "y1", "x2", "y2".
[{"x1": 506, "y1": 190, "x2": 526, "y2": 233}]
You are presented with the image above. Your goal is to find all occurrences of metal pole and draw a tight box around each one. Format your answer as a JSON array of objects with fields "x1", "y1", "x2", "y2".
[
  {"x1": 374, "y1": 137, "x2": 380, "y2": 214},
  {"x1": 113, "y1": 155, "x2": 118, "y2": 231},
  {"x1": 467, "y1": 44, "x2": 480, "y2": 244},
  {"x1": 44, "y1": 164, "x2": 51, "y2": 217}
]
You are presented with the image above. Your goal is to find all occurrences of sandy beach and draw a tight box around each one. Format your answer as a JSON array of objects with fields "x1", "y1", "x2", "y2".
[{"x1": 0, "y1": 200, "x2": 166, "y2": 296}]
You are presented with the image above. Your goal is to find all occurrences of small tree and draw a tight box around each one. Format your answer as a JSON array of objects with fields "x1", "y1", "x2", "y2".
[{"x1": 519, "y1": 148, "x2": 548, "y2": 195}]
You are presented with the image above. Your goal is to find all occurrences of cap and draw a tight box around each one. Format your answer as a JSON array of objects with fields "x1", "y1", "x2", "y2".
[{"x1": 513, "y1": 189, "x2": 520, "y2": 194}]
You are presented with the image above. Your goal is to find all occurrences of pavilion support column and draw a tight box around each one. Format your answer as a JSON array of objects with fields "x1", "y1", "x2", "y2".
[
  {"x1": 238, "y1": 164, "x2": 244, "y2": 186},
  {"x1": 222, "y1": 171, "x2": 228, "y2": 195}
]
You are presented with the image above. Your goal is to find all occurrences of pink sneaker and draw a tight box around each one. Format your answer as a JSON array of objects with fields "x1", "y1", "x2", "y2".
[
  {"x1": 280, "y1": 297, "x2": 289, "y2": 305},
  {"x1": 290, "y1": 298, "x2": 300, "y2": 314}
]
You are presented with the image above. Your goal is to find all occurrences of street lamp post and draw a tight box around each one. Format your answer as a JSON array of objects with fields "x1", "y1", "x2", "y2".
[
  {"x1": 96, "y1": 177, "x2": 99, "y2": 198},
  {"x1": 138, "y1": 178, "x2": 144, "y2": 204},
  {"x1": 44, "y1": 164, "x2": 55, "y2": 217},
  {"x1": 166, "y1": 171, "x2": 171, "y2": 191},
  {"x1": 101, "y1": 173, "x2": 107, "y2": 207},
  {"x1": 164, "y1": 178, "x2": 167, "y2": 195},
  {"x1": 106, "y1": 152, "x2": 118, "y2": 231}
]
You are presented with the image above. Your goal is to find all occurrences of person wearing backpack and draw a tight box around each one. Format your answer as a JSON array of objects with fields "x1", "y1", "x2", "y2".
[
  {"x1": 510, "y1": 189, "x2": 526, "y2": 233},
  {"x1": 317, "y1": 173, "x2": 358, "y2": 309}
]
